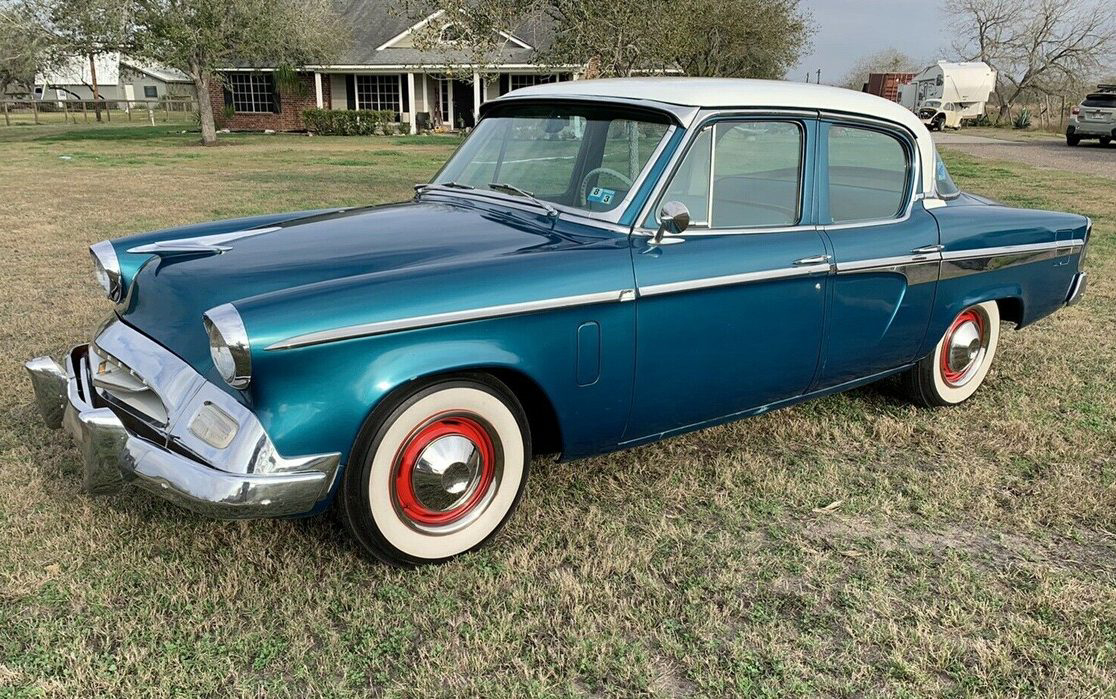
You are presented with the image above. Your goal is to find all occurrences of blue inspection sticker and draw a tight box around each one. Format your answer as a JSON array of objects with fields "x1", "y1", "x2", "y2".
[{"x1": 587, "y1": 187, "x2": 616, "y2": 205}]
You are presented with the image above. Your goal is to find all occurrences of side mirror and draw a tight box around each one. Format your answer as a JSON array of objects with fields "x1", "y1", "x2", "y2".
[{"x1": 652, "y1": 201, "x2": 690, "y2": 244}]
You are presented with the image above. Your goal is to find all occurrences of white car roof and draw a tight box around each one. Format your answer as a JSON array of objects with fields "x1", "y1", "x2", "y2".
[{"x1": 503, "y1": 77, "x2": 936, "y2": 194}]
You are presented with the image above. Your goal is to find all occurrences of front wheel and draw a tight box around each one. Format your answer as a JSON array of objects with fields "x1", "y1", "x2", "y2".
[
  {"x1": 904, "y1": 301, "x2": 1001, "y2": 407},
  {"x1": 1101, "y1": 137, "x2": 1112, "y2": 146},
  {"x1": 338, "y1": 376, "x2": 531, "y2": 566}
]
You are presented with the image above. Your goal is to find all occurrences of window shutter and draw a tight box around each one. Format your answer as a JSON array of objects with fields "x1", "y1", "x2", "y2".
[
  {"x1": 500, "y1": 73, "x2": 509, "y2": 95},
  {"x1": 270, "y1": 74, "x2": 281, "y2": 113},
  {"x1": 346, "y1": 74, "x2": 356, "y2": 110}
]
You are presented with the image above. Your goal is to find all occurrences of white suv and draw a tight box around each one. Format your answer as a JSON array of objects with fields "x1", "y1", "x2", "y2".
[{"x1": 1067, "y1": 87, "x2": 1115, "y2": 146}]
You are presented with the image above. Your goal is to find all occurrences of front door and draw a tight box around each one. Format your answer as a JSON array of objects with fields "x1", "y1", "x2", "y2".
[
  {"x1": 814, "y1": 120, "x2": 939, "y2": 388},
  {"x1": 625, "y1": 117, "x2": 829, "y2": 441},
  {"x1": 451, "y1": 79, "x2": 475, "y2": 129}
]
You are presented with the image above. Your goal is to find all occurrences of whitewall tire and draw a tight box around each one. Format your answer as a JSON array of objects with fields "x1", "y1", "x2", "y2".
[
  {"x1": 905, "y1": 301, "x2": 1001, "y2": 407},
  {"x1": 338, "y1": 376, "x2": 531, "y2": 566}
]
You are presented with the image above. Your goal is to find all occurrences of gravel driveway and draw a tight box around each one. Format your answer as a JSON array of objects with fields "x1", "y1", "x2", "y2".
[{"x1": 933, "y1": 131, "x2": 1116, "y2": 180}]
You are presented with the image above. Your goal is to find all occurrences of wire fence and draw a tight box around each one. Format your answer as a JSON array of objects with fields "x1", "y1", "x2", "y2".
[{"x1": 1, "y1": 98, "x2": 198, "y2": 127}]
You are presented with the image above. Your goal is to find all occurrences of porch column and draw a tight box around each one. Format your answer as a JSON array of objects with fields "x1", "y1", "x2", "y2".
[
  {"x1": 314, "y1": 72, "x2": 323, "y2": 108},
  {"x1": 406, "y1": 72, "x2": 417, "y2": 133},
  {"x1": 472, "y1": 70, "x2": 481, "y2": 122},
  {"x1": 421, "y1": 74, "x2": 429, "y2": 126}
]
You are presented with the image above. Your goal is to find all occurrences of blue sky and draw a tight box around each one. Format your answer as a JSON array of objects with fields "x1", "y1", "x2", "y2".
[{"x1": 790, "y1": 0, "x2": 949, "y2": 84}]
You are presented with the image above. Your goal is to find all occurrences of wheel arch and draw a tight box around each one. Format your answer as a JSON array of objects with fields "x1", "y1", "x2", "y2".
[
  {"x1": 358, "y1": 364, "x2": 564, "y2": 459},
  {"x1": 995, "y1": 296, "x2": 1025, "y2": 328}
]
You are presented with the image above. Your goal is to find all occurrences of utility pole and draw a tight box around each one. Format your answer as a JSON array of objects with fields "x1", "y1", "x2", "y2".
[
  {"x1": 805, "y1": 72, "x2": 810, "y2": 83},
  {"x1": 816, "y1": 69, "x2": 821, "y2": 85}
]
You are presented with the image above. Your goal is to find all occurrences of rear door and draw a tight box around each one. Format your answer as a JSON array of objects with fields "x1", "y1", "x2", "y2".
[{"x1": 814, "y1": 119, "x2": 940, "y2": 388}]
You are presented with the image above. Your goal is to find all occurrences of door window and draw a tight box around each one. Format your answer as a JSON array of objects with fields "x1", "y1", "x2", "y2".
[
  {"x1": 652, "y1": 120, "x2": 803, "y2": 229},
  {"x1": 826, "y1": 125, "x2": 910, "y2": 224}
]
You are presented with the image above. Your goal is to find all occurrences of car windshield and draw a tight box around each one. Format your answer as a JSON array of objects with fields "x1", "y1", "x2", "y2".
[
  {"x1": 934, "y1": 148, "x2": 960, "y2": 198},
  {"x1": 432, "y1": 103, "x2": 673, "y2": 215},
  {"x1": 924, "y1": 100, "x2": 941, "y2": 107}
]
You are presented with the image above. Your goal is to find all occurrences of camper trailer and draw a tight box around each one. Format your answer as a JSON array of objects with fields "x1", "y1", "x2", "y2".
[{"x1": 899, "y1": 61, "x2": 996, "y2": 130}]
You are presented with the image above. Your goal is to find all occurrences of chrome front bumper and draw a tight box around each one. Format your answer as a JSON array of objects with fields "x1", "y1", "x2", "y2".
[{"x1": 25, "y1": 342, "x2": 339, "y2": 519}]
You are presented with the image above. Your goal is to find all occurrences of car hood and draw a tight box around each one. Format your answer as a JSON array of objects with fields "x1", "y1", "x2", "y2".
[{"x1": 117, "y1": 198, "x2": 570, "y2": 372}]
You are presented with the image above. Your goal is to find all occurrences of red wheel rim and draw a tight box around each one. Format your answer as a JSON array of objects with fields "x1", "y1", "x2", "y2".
[
  {"x1": 940, "y1": 309, "x2": 985, "y2": 386},
  {"x1": 393, "y1": 415, "x2": 496, "y2": 527}
]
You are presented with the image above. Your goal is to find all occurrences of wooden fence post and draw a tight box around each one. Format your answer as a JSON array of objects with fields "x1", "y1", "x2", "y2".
[
  {"x1": 2, "y1": 101, "x2": 9, "y2": 127},
  {"x1": 82, "y1": 100, "x2": 88, "y2": 122},
  {"x1": 31, "y1": 99, "x2": 38, "y2": 124}
]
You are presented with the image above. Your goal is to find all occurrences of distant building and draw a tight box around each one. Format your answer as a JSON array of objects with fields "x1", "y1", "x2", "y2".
[
  {"x1": 210, "y1": 0, "x2": 575, "y2": 133},
  {"x1": 863, "y1": 72, "x2": 915, "y2": 103},
  {"x1": 36, "y1": 54, "x2": 196, "y2": 103}
]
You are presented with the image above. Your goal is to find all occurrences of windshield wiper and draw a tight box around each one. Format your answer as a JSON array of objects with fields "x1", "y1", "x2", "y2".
[
  {"x1": 415, "y1": 181, "x2": 475, "y2": 193},
  {"x1": 488, "y1": 182, "x2": 558, "y2": 218}
]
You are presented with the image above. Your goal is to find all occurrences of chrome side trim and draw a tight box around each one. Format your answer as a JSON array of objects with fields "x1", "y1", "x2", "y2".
[
  {"x1": 1066, "y1": 272, "x2": 1088, "y2": 306},
  {"x1": 266, "y1": 289, "x2": 631, "y2": 351},
  {"x1": 940, "y1": 240, "x2": 1081, "y2": 261},
  {"x1": 836, "y1": 253, "x2": 940, "y2": 272},
  {"x1": 639, "y1": 263, "x2": 828, "y2": 297}
]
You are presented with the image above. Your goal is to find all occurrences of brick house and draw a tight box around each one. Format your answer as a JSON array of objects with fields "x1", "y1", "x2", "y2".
[{"x1": 213, "y1": 0, "x2": 575, "y2": 133}]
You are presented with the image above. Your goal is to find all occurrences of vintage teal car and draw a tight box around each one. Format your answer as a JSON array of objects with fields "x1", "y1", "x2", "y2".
[{"x1": 26, "y1": 79, "x2": 1090, "y2": 565}]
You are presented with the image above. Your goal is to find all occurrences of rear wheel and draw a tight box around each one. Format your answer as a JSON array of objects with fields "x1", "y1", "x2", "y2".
[
  {"x1": 904, "y1": 301, "x2": 1000, "y2": 407},
  {"x1": 1101, "y1": 136, "x2": 1112, "y2": 146},
  {"x1": 338, "y1": 376, "x2": 531, "y2": 566},
  {"x1": 1067, "y1": 132, "x2": 1081, "y2": 146}
]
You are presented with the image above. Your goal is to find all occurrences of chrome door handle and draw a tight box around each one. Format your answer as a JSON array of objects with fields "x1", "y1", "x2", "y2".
[
  {"x1": 793, "y1": 254, "x2": 831, "y2": 266},
  {"x1": 911, "y1": 244, "x2": 944, "y2": 255}
]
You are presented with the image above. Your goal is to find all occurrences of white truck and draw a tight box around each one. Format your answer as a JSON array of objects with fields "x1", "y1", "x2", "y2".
[{"x1": 898, "y1": 61, "x2": 997, "y2": 130}]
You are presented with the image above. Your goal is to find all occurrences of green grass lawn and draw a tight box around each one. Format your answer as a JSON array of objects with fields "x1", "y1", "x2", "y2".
[{"x1": 0, "y1": 124, "x2": 1113, "y2": 698}]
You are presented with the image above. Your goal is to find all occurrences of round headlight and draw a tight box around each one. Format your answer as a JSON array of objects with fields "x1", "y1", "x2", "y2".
[
  {"x1": 89, "y1": 240, "x2": 123, "y2": 302},
  {"x1": 203, "y1": 303, "x2": 252, "y2": 389}
]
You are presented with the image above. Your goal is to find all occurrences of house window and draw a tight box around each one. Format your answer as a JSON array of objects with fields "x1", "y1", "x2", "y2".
[
  {"x1": 355, "y1": 75, "x2": 401, "y2": 113},
  {"x1": 509, "y1": 74, "x2": 558, "y2": 91},
  {"x1": 143, "y1": 85, "x2": 157, "y2": 99},
  {"x1": 228, "y1": 73, "x2": 275, "y2": 113}
]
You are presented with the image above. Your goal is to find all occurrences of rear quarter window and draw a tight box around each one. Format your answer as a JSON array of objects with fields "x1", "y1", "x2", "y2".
[{"x1": 826, "y1": 125, "x2": 910, "y2": 224}]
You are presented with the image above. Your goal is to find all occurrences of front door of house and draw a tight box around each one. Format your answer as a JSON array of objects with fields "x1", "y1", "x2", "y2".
[{"x1": 451, "y1": 80, "x2": 475, "y2": 129}]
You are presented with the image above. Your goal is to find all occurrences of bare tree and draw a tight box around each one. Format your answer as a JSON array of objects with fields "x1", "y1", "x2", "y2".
[
  {"x1": 839, "y1": 47, "x2": 923, "y2": 91},
  {"x1": 947, "y1": 0, "x2": 1116, "y2": 119},
  {"x1": 130, "y1": 0, "x2": 347, "y2": 145}
]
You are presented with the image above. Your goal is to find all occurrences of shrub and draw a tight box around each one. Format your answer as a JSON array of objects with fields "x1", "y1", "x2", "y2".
[
  {"x1": 301, "y1": 108, "x2": 399, "y2": 135},
  {"x1": 395, "y1": 121, "x2": 411, "y2": 136},
  {"x1": 972, "y1": 113, "x2": 993, "y2": 127},
  {"x1": 1013, "y1": 108, "x2": 1031, "y2": 129}
]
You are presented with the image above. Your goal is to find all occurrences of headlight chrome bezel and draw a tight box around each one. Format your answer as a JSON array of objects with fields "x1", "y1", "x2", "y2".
[
  {"x1": 203, "y1": 303, "x2": 252, "y2": 389},
  {"x1": 89, "y1": 240, "x2": 124, "y2": 302}
]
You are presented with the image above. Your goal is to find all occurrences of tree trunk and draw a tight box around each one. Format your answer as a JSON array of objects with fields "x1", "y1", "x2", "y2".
[
  {"x1": 89, "y1": 53, "x2": 102, "y2": 122},
  {"x1": 194, "y1": 70, "x2": 217, "y2": 146}
]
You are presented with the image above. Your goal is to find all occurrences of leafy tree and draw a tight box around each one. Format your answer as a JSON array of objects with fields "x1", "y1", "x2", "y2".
[
  {"x1": 0, "y1": 4, "x2": 51, "y2": 96},
  {"x1": 671, "y1": 0, "x2": 813, "y2": 79},
  {"x1": 840, "y1": 48, "x2": 923, "y2": 91},
  {"x1": 9, "y1": 0, "x2": 133, "y2": 119},
  {"x1": 946, "y1": 0, "x2": 1116, "y2": 118},
  {"x1": 130, "y1": 0, "x2": 347, "y2": 145},
  {"x1": 400, "y1": 0, "x2": 812, "y2": 79}
]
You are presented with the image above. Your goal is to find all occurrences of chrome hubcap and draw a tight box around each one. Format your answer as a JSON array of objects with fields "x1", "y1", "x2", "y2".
[
  {"x1": 947, "y1": 320, "x2": 981, "y2": 375},
  {"x1": 411, "y1": 435, "x2": 483, "y2": 513}
]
